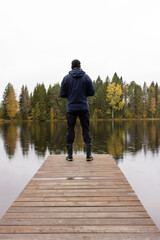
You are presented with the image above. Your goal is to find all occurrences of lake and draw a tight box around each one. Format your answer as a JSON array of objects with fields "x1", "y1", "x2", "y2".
[{"x1": 0, "y1": 120, "x2": 160, "y2": 229}]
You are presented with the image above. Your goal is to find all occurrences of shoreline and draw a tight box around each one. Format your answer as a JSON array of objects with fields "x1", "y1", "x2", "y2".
[{"x1": 0, "y1": 118, "x2": 160, "y2": 123}]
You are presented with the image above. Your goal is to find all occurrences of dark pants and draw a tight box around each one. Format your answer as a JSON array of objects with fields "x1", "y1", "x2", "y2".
[{"x1": 66, "y1": 110, "x2": 91, "y2": 144}]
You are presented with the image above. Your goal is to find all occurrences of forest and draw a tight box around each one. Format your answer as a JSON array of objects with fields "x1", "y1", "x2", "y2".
[{"x1": 0, "y1": 72, "x2": 160, "y2": 120}]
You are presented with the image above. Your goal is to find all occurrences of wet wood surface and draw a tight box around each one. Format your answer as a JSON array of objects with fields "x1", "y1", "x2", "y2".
[{"x1": 0, "y1": 154, "x2": 160, "y2": 239}]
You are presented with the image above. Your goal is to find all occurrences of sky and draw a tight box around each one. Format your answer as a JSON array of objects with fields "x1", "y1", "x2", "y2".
[{"x1": 0, "y1": 0, "x2": 160, "y2": 101}]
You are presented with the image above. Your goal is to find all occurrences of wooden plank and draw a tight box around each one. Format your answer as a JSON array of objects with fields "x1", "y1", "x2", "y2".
[
  {"x1": 0, "y1": 233, "x2": 160, "y2": 240},
  {"x1": 7, "y1": 206, "x2": 146, "y2": 213},
  {"x1": 28, "y1": 180, "x2": 130, "y2": 185},
  {"x1": 2, "y1": 212, "x2": 150, "y2": 219},
  {"x1": 12, "y1": 201, "x2": 142, "y2": 207},
  {"x1": 0, "y1": 154, "x2": 159, "y2": 240},
  {"x1": 19, "y1": 192, "x2": 136, "y2": 197},
  {"x1": 19, "y1": 189, "x2": 136, "y2": 198},
  {"x1": 14, "y1": 196, "x2": 140, "y2": 202},
  {"x1": 0, "y1": 225, "x2": 159, "y2": 233},
  {"x1": 36, "y1": 173, "x2": 122, "y2": 176},
  {"x1": 21, "y1": 188, "x2": 135, "y2": 193},
  {"x1": 35, "y1": 171, "x2": 123, "y2": 174},
  {"x1": 0, "y1": 218, "x2": 155, "y2": 226},
  {"x1": 25, "y1": 185, "x2": 131, "y2": 190}
]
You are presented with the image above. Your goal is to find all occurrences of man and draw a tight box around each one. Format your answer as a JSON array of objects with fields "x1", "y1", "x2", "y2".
[{"x1": 59, "y1": 59, "x2": 95, "y2": 161}]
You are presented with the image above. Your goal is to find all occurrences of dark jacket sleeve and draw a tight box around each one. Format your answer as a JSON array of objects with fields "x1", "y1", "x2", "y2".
[
  {"x1": 59, "y1": 77, "x2": 68, "y2": 98},
  {"x1": 86, "y1": 75, "x2": 95, "y2": 96}
]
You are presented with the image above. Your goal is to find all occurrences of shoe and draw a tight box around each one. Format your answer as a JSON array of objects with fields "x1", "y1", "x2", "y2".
[
  {"x1": 86, "y1": 143, "x2": 93, "y2": 161},
  {"x1": 66, "y1": 143, "x2": 73, "y2": 161}
]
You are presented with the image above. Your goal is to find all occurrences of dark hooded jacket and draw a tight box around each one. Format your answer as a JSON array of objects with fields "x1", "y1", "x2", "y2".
[{"x1": 59, "y1": 68, "x2": 95, "y2": 112}]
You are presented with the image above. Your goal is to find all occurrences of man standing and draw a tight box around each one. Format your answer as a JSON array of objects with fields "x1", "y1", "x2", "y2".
[{"x1": 59, "y1": 59, "x2": 95, "y2": 161}]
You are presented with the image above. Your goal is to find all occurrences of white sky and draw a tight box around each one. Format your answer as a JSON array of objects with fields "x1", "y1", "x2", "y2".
[{"x1": 0, "y1": 0, "x2": 160, "y2": 101}]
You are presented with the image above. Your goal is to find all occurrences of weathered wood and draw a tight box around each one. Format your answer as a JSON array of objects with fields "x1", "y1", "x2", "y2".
[
  {"x1": 26, "y1": 185, "x2": 131, "y2": 190},
  {"x1": 19, "y1": 189, "x2": 136, "y2": 198},
  {"x1": 14, "y1": 196, "x2": 140, "y2": 202},
  {"x1": 0, "y1": 218, "x2": 155, "y2": 226},
  {"x1": 0, "y1": 154, "x2": 159, "y2": 240},
  {"x1": 28, "y1": 180, "x2": 130, "y2": 186},
  {"x1": 12, "y1": 200, "x2": 142, "y2": 207},
  {"x1": 0, "y1": 225, "x2": 159, "y2": 233},
  {"x1": 0, "y1": 233, "x2": 160, "y2": 240},
  {"x1": 7, "y1": 206, "x2": 146, "y2": 213},
  {"x1": 3, "y1": 212, "x2": 149, "y2": 219}
]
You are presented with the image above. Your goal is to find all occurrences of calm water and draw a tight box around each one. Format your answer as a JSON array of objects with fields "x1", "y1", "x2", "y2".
[{"x1": 0, "y1": 120, "x2": 160, "y2": 229}]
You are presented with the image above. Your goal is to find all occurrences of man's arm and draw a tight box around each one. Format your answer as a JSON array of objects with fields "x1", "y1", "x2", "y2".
[
  {"x1": 59, "y1": 77, "x2": 68, "y2": 98},
  {"x1": 86, "y1": 75, "x2": 95, "y2": 96}
]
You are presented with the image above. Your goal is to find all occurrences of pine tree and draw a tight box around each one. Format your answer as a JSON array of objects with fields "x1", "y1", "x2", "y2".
[
  {"x1": 19, "y1": 85, "x2": 30, "y2": 119},
  {"x1": 2, "y1": 83, "x2": 13, "y2": 119},
  {"x1": 123, "y1": 84, "x2": 128, "y2": 117},
  {"x1": 31, "y1": 83, "x2": 47, "y2": 121},
  {"x1": 149, "y1": 98, "x2": 156, "y2": 117},
  {"x1": 46, "y1": 83, "x2": 66, "y2": 119},
  {"x1": 93, "y1": 76, "x2": 103, "y2": 91},
  {"x1": 148, "y1": 82, "x2": 156, "y2": 117},
  {"x1": 127, "y1": 81, "x2": 136, "y2": 117},
  {"x1": 157, "y1": 94, "x2": 160, "y2": 117},
  {"x1": 46, "y1": 85, "x2": 54, "y2": 115},
  {"x1": 155, "y1": 83, "x2": 159, "y2": 117},
  {"x1": 112, "y1": 73, "x2": 119, "y2": 84},
  {"x1": 0, "y1": 103, "x2": 3, "y2": 119},
  {"x1": 134, "y1": 84, "x2": 143, "y2": 118},
  {"x1": 142, "y1": 82, "x2": 148, "y2": 118}
]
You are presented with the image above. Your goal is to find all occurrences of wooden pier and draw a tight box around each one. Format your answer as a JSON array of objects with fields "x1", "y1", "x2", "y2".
[{"x1": 0, "y1": 154, "x2": 160, "y2": 239}]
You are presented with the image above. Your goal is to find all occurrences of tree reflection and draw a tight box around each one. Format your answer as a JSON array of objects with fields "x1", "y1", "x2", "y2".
[
  {"x1": 90, "y1": 120, "x2": 160, "y2": 160},
  {"x1": 47, "y1": 121, "x2": 67, "y2": 154},
  {"x1": 145, "y1": 120, "x2": 160, "y2": 153},
  {"x1": 2, "y1": 123, "x2": 18, "y2": 158},
  {"x1": 1, "y1": 120, "x2": 160, "y2": 160},
  {"x1": 30, "y1": 122, "x2": 48, "y2": 156},
  {"x1": 124, "y1": 121, "x2": 144, "y2": 154},
  {"x1": 20, "y1": 122, "x2": 31, "y2": 155},
  {"x1": 107, "y1": 122, "x2": 123, "y2": 160}
]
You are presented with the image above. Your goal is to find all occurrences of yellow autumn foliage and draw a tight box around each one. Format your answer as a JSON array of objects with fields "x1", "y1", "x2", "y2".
[
  {"x1": 106, "y1": 83, "x2": 125, "y2": 117},
  {"x1": 6, "y1": 87, "x2": 18, "y2": 119}
]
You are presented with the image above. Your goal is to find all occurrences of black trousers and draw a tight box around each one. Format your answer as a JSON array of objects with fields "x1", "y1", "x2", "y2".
[{"x1": 66, "y1": 110, "x2": 92, "y2": 144}]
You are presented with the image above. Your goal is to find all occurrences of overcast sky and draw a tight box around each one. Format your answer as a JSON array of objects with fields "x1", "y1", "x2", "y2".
[{"x1": 0, "y1": 0, "x2": 160, "y2": 101}]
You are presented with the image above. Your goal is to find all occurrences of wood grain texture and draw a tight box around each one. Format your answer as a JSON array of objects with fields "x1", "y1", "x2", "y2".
[{"x1": 0, "y1": 154, "x2": 159, "y2": 240}]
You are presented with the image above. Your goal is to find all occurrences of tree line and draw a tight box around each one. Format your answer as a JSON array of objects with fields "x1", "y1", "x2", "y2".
[{"x1": 0, "y1": 73, "x2": 160, "y2": 120}]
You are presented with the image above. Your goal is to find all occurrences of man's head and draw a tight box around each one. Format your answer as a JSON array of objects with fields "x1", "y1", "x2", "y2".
[{"x1": 71, "y1": 59, "x2": 81, "y2": 69}]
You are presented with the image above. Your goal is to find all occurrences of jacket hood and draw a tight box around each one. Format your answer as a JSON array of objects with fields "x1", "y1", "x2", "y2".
[{"x1": 69, "y1": 69, "x2": 85, "y2": 79}]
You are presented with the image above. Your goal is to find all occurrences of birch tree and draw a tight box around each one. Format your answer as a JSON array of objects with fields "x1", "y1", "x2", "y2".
[{"x1": 106, "y1": 83, "x2": 124, "y2": 118}]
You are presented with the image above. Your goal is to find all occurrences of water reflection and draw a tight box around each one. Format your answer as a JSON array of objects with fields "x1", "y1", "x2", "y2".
[
  {"x1": 0, "y1": 120, "x2": 160, "y2": 160},
  {"x1": 91, "y1": 120, "x2": 160, "y2": 159},
  {"x1": 20, "y1": 122, "x2": 31, "y2": 155},
  {"x1": 1, "y1": 123, "x2": 18, "y2": 158}
]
